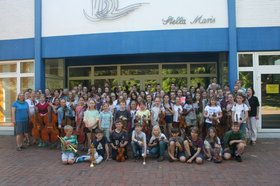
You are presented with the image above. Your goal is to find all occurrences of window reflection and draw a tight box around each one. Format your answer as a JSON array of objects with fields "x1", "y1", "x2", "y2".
[
  {"x1": 162, "y1": 77, "x2": 188, "y2": 92},
  {"x1": 239, "y1": 71, "x2": 253, "y2": 88},
  {"x1": 259, "y1": 55, "x2": 280, "y2": 66},
  {"x1": 121, "y1": 65, "x2": 158, "y2": 75},
  {"x1": 0, "y1": 78, "x2": 17, "y2": 124},
  {"x1": 94, "y1": 66, "x2": 117, "y2": 76},
  {"x1": 69, "y1": 67, "x2": 91, "y2": 77},
  {"x1": 238, "y1": 54, "x2": 253, "y2": 67},
  {"x1": 0, "y1": 64, "x2": 16, "y2": 73},
  {"x1": 162, "y1": 64, "x2": 187, "y2": 75},
  {"x1": 190, "y1": 64, "x2": 216, "y2": 74},
  {"x1": 21, "y1": 77, "x2": 34, "y2": 91},
  {"x1": 20, "y1": 62, "x2": 34, "y2": 73}
]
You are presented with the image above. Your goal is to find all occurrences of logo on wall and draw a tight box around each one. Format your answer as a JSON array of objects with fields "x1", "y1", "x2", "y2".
[{"x1": 83, "y1": 0, "x2": 147, "y2": 22}]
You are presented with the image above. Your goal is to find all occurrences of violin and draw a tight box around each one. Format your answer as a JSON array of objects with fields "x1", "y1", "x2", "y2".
[
  {"x1": 179, "y1": 114, "x2": 186, "y2": 129},
  {"x1": 116, "y1": 146, "x2": 125, "y2": 162},
  {"x1": 158, "y1": 110, "x2": 166, "y2": 126}
]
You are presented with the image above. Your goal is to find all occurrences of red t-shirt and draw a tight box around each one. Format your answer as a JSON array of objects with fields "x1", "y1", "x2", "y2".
[{"x1": 36, "y1": 102, "x2": 49, "y2": 114}]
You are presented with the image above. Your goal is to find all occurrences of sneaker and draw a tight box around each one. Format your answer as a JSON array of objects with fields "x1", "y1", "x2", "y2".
[
  {"x1": 76, "y1": 156, "x2": 87, "y2": 163},
  {"x1": 20, "y1": 146, "x2": 27, "y2": 149},
  {"x1": 38, "y1": 142, "x2": 42, "y2": 147},
  {"x1": 157, "y1": 156, "x2": 164, "y2": 162},
  {"x1": 235, "y1": 155, "x2": 242, "y2": 162},
  {"x1": 16, "y1": 147, "x2": 22, "y2": 151}
]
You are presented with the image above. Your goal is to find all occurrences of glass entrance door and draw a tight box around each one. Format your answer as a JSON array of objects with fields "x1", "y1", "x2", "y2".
[{"x1": 260, "y1": 73, "x2": 280, "y2": 129}]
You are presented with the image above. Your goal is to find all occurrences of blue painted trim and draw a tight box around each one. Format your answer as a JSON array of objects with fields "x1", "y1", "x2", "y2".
[
  {"x1": 34, "y1": 0, "x2": 44, "y2": 90},
  {"x1": 42, "y1": 28, "x2": 229, "y2": 58},
  {"x1": 0, "y1": 38, "x2": 34, "y2": 60},
  {"x1": 237, "y1": 27, "x2": 280, "y2": 51},
  {"x1": 227, "y1": 0, "x2": 238, "y2": 90}
]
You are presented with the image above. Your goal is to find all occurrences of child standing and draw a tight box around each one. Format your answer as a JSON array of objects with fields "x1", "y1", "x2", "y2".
[
  {"x1": 61, "y1": 125, "x2": 78, "y2": 165},
  {"x1": 100, "y1": 103, "x2": 113, "y2": 141},
  {"x1": 83, "y1": 99, "x2": 100, "y2": 150},
  {"x1": 204, "y1": 127, "x2": 222, "y2": 163},
  {"x1": 223, "y1": 122, "x2": 246, "y2": 162},
  {"x1": 231, "y1": 93, "x2": 249, "y2": 136},
  {"x1": 148, "y1": 125, "x2": 168, "y2": 162},
  {"x1": 131, "y1": 123, "x2": 147, "y2": 163},
  {"x1": 183, "y1": 95, "x2": 197, "y2": 136}
]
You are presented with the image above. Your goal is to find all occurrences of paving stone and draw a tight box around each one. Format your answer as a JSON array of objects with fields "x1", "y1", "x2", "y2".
[{"x1": 0, "y1": 136, "x2": 279, "y2": 185}]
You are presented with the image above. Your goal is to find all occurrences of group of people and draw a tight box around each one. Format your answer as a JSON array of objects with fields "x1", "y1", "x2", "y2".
[{"x1": 11, "y1": 78, "x2": 260, "y2": 165}]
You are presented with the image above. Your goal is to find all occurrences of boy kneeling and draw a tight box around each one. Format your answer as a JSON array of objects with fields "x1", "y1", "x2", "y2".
[{"x1": 223, "y1": 122, "x2": 246, "y2": 162}]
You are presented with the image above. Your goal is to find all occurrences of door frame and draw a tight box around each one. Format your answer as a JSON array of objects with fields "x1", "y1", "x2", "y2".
[{"x1": 257, "y1": 68, "x2": 280, "y2": 133}]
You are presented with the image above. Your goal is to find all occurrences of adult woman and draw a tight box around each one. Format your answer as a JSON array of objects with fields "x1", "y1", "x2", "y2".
[
  {"x1": 247, "y1": 87, "x2": 260, "y2": 145},
  {"x1": 12, "y1": 93, "x2": 29, "y2": 151}
]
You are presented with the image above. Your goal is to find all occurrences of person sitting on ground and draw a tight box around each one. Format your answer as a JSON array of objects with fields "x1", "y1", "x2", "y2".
[
  {"x1": 184, "y1": 126, "x2": 204, "y2": 164},
  {"x1": 110, "y1": 119, "x2": 129, "y2": 161},
  {"x1": 168, "y1": 128, "x2": 186, "y2": 163},
  {"x1": 204, "y1": 127, "x2": 222, "y2": 163},
  {"x1": 75, "y1": 129, "x2": 105, "y2": 164},
  {"x1": 148, "y1": 125, "x2": 168, "y2": 162},
  {"x1": 61, "y1": 125, "x2": 78, "y2": 165},
  {"x1": 131, "y1": 122, "x2": 147, "y2": 162},
  {"x1": 223, "y1": 122, "x2": 246, "y2": 162}
]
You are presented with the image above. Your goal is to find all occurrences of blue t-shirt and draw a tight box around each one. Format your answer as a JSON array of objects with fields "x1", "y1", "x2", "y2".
[
  {"x1": 12, "y1": 100, "x2": 29, "y2": 122},
  {"x1": 100, "y1": 111, "x2": 113, "y2": 129}
]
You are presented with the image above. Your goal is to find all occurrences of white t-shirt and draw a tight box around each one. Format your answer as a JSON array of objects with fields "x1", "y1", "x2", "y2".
[
  {"x1": 173, "y1": 104, "x2": 183, "y2": 122},
  {"x1": 204, "y1": 105, "x2": 222, "y2": 124},
  {"x1": 151, "y1": 105, "x2": 165, "y2": 126},
  {"x1": 232, "y1": 103, "x2": 249, "y2": 122},
  {"x1": 25, "y1": 99, "x2": 37, "y2": 116},
  {"x1": 149, "y1": 133, "x2": 167, "y2": 144}
]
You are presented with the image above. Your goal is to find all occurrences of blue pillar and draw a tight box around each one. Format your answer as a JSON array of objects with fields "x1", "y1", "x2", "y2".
[
  {"x1": 228, "y1": 0, "x2": 238, "y2": 90},
  {"x1": 34, "y1": 0, "x2": 45, "y2": 91}
]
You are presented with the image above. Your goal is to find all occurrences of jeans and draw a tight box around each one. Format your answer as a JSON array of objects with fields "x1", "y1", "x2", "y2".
[
  {"x1": 248, "y1": 117, "x2": 257, "y2": 141},
  {"x1": 131, "y1": 141, "x2": 145, "y2": 158},
  {"x1": 149, "y1": 141, "x2": 167, "y2": 156}
]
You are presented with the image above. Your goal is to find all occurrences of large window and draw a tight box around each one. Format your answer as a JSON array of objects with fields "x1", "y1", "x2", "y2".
[
  {"x1": 0, "y1": 60, "x2": 34, "y2": 126},
  {"x1": 45, "y1": 59, "x2": 65, "y2": 90},
  {"x1": 68, "y1": 62, "x2": 217, "y2": 92}
]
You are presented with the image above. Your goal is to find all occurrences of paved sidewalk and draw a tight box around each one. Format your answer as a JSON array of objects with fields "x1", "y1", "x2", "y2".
[{"x1": 0, "y1": 136, "x2": 279, "y2": 186}]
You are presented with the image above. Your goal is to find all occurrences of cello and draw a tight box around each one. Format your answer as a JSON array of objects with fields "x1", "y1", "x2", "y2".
[
  {"x1": 31, "y1": 110, "x2": 42, "y2": 140},
  {"x1": 74, "y1": 104, "x2": 86, "y2": 144},
  {"x1": 41, "y1": 106, "x2": 59, "y2": 143}
]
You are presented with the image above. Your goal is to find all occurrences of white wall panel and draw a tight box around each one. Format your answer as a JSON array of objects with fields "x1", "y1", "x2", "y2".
[
  {"x1": 0, "y1": 0, "x2": 34, "y2": 40},
  {"x1": 42, "y1": 0, "x2": 228, "y2": 37},
  {"x1": 236, "y1": 0, "x2": 280, "y2": 27}
]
